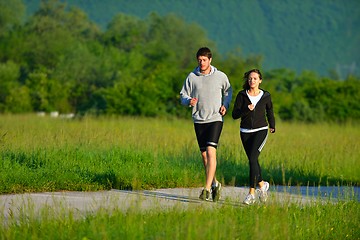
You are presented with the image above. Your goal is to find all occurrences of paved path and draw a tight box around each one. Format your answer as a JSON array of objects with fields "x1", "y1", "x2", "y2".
[{"x1": 1, "y1": 186, "x2": 358, "y2": 224}]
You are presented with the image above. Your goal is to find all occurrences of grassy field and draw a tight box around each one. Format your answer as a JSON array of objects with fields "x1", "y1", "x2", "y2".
[
  {"x1": 2, "y1": 200, "x2": 359, "y2": 240},
  {"x1": 0, "y1": 114, "x2": 359, "y2": 239},
  {"x1": 0, "y1": 114, "x2": 358, "y2": 193}
]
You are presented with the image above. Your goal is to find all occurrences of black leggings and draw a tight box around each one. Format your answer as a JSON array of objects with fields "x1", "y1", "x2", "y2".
[{"x1": 240, "y1": 129, "x2": 268, "y2": 188}]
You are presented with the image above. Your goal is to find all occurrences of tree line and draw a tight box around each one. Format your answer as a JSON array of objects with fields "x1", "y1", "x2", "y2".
[
  {"x1": 24, "y1": 0, "x2": 360, "y2": 76},
  {"x1": 0, "y1": 0, "x2": 359, "y2": 122}
]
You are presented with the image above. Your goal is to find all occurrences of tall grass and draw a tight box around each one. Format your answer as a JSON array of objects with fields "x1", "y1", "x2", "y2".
[
  {"x1": 0, "y1": 114, "x2": 359, "y2": 239},
  {"x1": 0, "y1": 114, "x2": 359, "y2": 193},
  {"x1": 221, "y1": 120, "x2": 360, "y2": 187},
  {"x1": 1, "y1": 200, "x2": 359, "y2": 240}
]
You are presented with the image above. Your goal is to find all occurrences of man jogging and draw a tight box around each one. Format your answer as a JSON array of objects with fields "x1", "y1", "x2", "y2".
[{"x1": 180, "y1": 47, "x2": 232, "y2": 201}]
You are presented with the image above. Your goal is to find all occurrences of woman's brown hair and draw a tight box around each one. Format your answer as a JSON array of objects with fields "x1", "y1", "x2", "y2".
[{"x1": 242, "y1": 69, "x2": 262, "y2": 90}]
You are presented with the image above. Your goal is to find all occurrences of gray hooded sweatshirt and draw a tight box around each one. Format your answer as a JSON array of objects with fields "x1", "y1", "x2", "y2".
[{"x1": 180, "y1": 66, "x2": 233, "y2": 123}]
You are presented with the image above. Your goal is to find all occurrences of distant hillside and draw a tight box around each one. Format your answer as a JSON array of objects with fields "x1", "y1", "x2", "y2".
[{"x1": 24, "y1": 0, "x2": 360, "y2": 77}]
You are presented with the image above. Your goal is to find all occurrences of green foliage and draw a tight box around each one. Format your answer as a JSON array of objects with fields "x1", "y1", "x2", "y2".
[
  {"x1": 5, "y1": 86, "x2": 33, "y2": 113},
  {"x1": 0, "y1": 0, "x2": 25, "y2": 35},
  {"x1": 0, "y1": 0, "x2": 359, "y2": 122},
  {"x1": 22, "y1": 0, "x2": 360, "y2": 76},
  {"x1": 102, "y1": 13, "x2": 146, "y2": 51},
  {"x1": 262, "y1": 69, "x2": 360, "y2": 122},
  {"x1": 0, "y1": 61, "x2": 20, "y2": 106}
]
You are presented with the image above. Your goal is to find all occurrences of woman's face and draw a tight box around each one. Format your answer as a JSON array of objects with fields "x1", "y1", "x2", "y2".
[{"x1": 248, "y1": 72, "x2": 262, "y2": 89}]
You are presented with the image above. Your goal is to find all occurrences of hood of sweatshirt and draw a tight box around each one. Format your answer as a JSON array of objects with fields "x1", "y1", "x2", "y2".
[{"x1": 193, "y1": 65, "x2": 216, "y2": 76}]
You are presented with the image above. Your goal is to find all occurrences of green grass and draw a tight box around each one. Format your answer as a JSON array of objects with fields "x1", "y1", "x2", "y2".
[
  {"x1": 0, "y1": 114, "x2": 359, "y2": 239},
  {"x1": 1, "y1": 200, "x2": 359, "y2": 240},
  {"x1": 0, "y1": 114, "x2": 359, "y2": 193}
]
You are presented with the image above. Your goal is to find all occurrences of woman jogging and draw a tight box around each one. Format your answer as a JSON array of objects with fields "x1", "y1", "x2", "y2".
[{"x1": 232, "y1": 69, "x2": 275, "y2": 205}]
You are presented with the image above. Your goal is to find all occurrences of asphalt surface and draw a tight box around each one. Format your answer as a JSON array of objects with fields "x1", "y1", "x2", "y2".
[{"x1": 1, "y1": 186, "x2": 358, "y2": 224}]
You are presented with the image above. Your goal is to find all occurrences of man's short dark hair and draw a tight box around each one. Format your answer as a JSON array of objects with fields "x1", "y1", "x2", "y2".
[{"x1": 196, "y1": 47, "x2": 212, "y2": 59}]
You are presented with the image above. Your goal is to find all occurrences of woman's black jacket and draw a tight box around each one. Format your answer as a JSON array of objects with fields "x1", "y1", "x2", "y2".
[{"x1": 232, "y1": 89, "x2": 275, "y2": 131}]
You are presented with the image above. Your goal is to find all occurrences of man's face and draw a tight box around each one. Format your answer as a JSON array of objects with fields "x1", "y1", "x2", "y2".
[{"x1": 197, "y1": 56, "x2": 212, "y2": 73}]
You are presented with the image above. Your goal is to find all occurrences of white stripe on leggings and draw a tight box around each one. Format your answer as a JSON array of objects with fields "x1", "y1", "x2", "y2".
[{"x1": 258, "y1": 131, "x2": 268, "y2": 152}]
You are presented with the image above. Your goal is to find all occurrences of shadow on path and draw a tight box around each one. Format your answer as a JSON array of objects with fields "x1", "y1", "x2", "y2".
[{"x1": 1, "y1": 186, "x2": 358, "y2": 226}]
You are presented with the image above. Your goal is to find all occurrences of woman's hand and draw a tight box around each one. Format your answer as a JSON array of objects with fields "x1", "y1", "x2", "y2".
[{"x1": 248, "y1": 104, "x2": 255, "y2": 111}]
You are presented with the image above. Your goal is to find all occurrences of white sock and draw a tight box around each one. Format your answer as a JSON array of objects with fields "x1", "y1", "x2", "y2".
[
  {"x1": 261, "y1": 182, "x2": 268, "y2": 191},
  {"x1": 246, "y1": 193, "x2": 255, "y2": 199}
]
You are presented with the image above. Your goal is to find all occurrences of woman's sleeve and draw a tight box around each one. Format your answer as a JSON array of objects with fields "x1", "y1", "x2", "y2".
[{"x1": 266, "y1": 94, "x2": 276, "y2": 129}]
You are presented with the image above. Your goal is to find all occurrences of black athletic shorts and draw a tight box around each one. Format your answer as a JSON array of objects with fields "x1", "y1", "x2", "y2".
[{"x1": 194, "y1": 121, "x2": 223, "y2": 152}]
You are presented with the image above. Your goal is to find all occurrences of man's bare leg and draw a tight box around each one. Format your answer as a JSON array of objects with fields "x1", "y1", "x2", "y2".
[{"x1": 201, "y1": 146, "x2": 217, "y2": 190}]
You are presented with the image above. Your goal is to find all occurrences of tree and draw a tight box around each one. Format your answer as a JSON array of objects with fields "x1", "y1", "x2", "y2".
[
  {"x1": 0, "y1": 0, "x2": 25, "y2": 36},
  {"x1": 0, "y1": 61, "x2": 22, "y2": 112},
  {"x1": 102, "y1": 13, "x2": 146, "y2": 51},
  {"x1": 5, "y1": 86, "x2": 33, "y2": 113}
]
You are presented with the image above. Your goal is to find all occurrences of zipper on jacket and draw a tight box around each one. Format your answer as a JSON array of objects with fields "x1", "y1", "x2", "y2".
[
  {"x1": 246, "y1": 93, "x2": 255, "y2": 129},
  {"x1": 251, "y1": 108, "x2": 255, "y2": 128}
]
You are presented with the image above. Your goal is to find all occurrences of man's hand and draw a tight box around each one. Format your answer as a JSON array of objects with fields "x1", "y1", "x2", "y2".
[
  {"x1": 189, "y1": 98, "x2": 198, "y2": 107},
  {"x1": 219, "y1": 105, "x2": 227, "y2": 116}
]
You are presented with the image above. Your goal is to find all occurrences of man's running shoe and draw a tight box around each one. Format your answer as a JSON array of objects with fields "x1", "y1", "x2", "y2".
[
  {"x1": 243, "y1": 193, "x2": 256, "y2": 205},
  {"x1": 199, "y1": 188, "x2": 212, "y2": 201},
  {"x1": 211, "y1": 182, "x2": 222, "y2": 202},
  {"x1": 259, "y1": 181, "x2": 269, "y2": 203}
]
